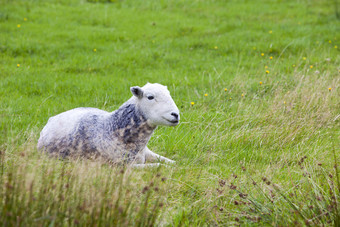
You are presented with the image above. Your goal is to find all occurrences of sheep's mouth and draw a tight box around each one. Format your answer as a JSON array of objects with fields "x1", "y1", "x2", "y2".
[
  {"x1": 168, "y1": 120, "x2": 179, "y2": 124},
  {"x1": 163, "y1": 118, "x2": 179, "y2": 125}
]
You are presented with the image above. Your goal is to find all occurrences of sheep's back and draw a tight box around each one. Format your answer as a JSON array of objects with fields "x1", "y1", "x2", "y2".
[{"x1": 37, "y1": 107, "x2": 109, "y2": 157}]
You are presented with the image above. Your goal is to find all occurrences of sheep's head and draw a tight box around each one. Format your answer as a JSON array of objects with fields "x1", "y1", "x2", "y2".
[{"x1": 130, "y1": 83, "x2": 180, "y2": 127}]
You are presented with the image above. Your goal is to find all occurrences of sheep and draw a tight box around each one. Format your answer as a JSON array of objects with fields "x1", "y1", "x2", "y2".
[{"x1": 37, "y1": 83, "x2": 180, "y2": 167}]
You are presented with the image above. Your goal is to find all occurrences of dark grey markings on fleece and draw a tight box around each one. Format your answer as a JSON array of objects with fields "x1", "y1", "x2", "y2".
[
  {"x1": 108, "y1": 104, "x2": 144, "y2": 131},
  {"x1": 43, "y1": 104, "x2": 156, "y2": 163},
  {"x1": 107, "y1": 103, "x2": 156, "y2": 161}
]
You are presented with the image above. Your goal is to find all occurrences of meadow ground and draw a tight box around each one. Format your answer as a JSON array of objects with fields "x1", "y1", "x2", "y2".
[{"x1": 0, "y1": 0, "x2": 339, "y2": 225}]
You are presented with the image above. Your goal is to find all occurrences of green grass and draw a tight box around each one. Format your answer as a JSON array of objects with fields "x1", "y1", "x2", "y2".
[{"x1": 1, "y1": 0, "x2": 340, "y2": 225}]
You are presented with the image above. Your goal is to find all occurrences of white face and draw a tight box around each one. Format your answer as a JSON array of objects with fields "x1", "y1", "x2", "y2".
[{"x1": 130, "y1": 83, "x2": 180, "y2": 127}]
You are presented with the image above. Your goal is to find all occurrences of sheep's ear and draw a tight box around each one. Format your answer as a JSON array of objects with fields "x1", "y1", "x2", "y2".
[{"x1": 130, "y1": 86, "x2": 144, "y2": 98}]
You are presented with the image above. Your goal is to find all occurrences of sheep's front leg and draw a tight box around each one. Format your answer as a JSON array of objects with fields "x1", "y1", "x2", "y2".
[
  {"x1": 131, "y1": 163, "x2": 162, "y2": 168},
  {"x1": 144, "y1": 147, "x2": 175, "y2": 164}
]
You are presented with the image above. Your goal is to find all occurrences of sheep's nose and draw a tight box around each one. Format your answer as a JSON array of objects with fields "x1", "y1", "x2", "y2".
[{"x1": 171, "y1": 112, "x2": 179, "y2": 119}]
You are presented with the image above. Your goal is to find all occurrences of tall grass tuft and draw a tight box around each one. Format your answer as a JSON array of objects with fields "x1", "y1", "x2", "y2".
[
  {"x1": 213, "y1": 150, "x2": 340, "y2": 226},
  {"x1": 0, "y1": 136, "x2": 166, "y2": 226}
]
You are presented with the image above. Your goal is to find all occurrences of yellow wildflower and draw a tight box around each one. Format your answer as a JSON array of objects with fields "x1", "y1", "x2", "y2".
[
  {"x1": 259, "y1": 81, "x2": 263, "y2": 85},
  {"x1": 261, "y1": 53, "x2": 264, "y2": 56},
  {"x1": 24, "y1": 18, "x2": 27, "y2": 21},
  {"x1": 190, "y1": 102, "x2": 195, "y2": 105},
  {"x1": 224, "y1": 88, "x2": 227, "y2": 92},
  {"x1": 229, "y1": 97, "x2": 232, "y2": 100},
  {"x1": 329, "y1": 40, "x2": 332, "y2": 44},
  {"x1": 269, "y1": 56, "x2": 273, "y2": 60},
  {"x1": 93, "y1": 48, "x2": 97, "y2": 52},
  {"x1": 328, "y1": 87, "x2": 332, "y2": 91},
  {"x1": 284, "y1": 101, "x2": 286, "y2": 105},
  {"x1": 17, "y1": 24, "x2": 21, "y2": 28},
  {"x1": 241, "y1": 94, "x2": 244, "y2": 97},
  {"x1": 266, "y1": 70, "x2": 270, "y2": 74},
  {"x1": 335, "y1": 45, "x2": 338, "y2": 49},
  {"x1": 265, "y1": 66, "x2": 268, "y2": 69},
  {"x1": 303, "y1": 57, "x2": 306, "y2": 60},
  {"x1": 17, "y1": 64, "x2": 20, "y2": 67},
  {"x1": 204, "y1": 93, "x2": 208, "y2": 97},
  {"x1": 269, "y1": 30, "x2": 272, "y2": 34},
  {"x1": 292, "y1": 64, "x2": 296, "y2": 67},
  {"x1": 214, "y1": 46, "x2": 218, "y2": 49},
  {"x1": 310, "y1": 65, "x2": 313, "y2": 69}
]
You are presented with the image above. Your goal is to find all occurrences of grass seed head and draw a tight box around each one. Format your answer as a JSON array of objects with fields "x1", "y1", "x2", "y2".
[
  {"x1": 219, "y1": 179, "x2": 226, "y2": 187},
  {"x1": 239, "y1": 193, "x2": 248, "y2": 198},
  {"x1": 142, "y1": 186, "x2": 149, "y2": 194},
  {"x1": 229, "y1": 183, "x2": 237, "y2": 190}
]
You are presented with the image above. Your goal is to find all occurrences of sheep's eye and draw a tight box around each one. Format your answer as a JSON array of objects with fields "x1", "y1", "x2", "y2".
[{"x1": 147, "y1": 95, "x2": 154, "y2": 100}]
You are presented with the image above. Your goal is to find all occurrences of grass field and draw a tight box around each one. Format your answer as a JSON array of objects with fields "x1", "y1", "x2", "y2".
[{"x1": 1, "y1": 0, "x2": 340, "y2": 225}]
